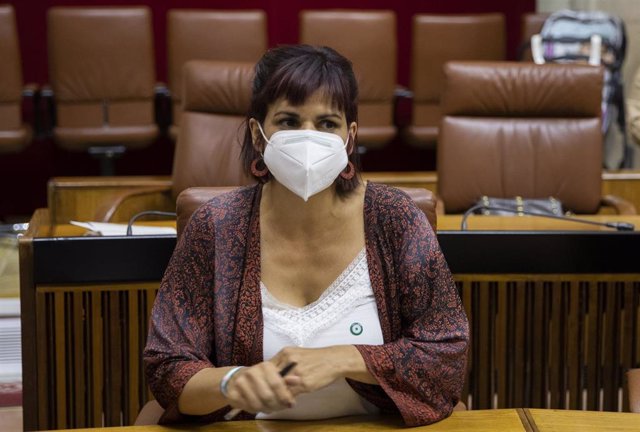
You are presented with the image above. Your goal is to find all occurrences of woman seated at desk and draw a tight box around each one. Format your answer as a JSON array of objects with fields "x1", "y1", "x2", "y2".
[{"x1": 143, "y1": 44, "x2": 469, "y2": 426}]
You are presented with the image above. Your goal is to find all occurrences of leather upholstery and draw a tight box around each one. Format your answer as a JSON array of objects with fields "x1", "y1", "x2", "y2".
[
  {"x1": 437, "y1": 61, "x2": 604, "y2": 214},
  {"x1": 176, "y1": 186, "x2": 438, "y2": 238},
  {"x1": 167, "y1": 9, "x2": 267, "y2": 139},
  {"x1": 0, "y1": 4, "x2": 31, "y2": 152},
  {"x1": 300, "y1": 10, "x2": 397, "y2": 149},
  {"x1": 171, "y1": 60, "x2": 255, "y2": 198},
  {"x1": 407, "y1": 14, "x2": 505, "y2": 148},
  {"x1": 47, "y1": 6, "x2": 158, "y2": 151}
]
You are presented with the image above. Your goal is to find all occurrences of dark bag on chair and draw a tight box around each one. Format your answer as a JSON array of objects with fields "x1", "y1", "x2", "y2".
[{"x1": 475, "y1": 196, "x2": 564, "y2": 216}]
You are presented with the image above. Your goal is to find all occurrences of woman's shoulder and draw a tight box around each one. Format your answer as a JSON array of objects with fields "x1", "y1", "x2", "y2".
[
  {"x1": 191, "y1": 184, "x2": 259, "y2": 226},
  {"x1": 365, "y1": 182, "x2": 421, "y2": 215}
]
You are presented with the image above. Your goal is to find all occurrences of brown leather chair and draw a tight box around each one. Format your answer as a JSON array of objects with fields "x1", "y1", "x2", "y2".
[
  {"x1": 167, "y1": 9, "x2": 267, "y2": 140},
  {"x1": 0, "y1": 4, "x2": 32, "y2": 153},
  {"x1": 93, "y1": 60, "x2": 255, "y2": 222},
  {"x1": 171, "y1": 60, "x2": 254, "y2": 197},
  {"x1": 437, "y1": 61, "x2": 635, "y2": 215},
  {"x1": 176, "y1": 185, "x2": 438, "y2": 238},
  {"x1": 406, "y1": 14, "x2": 505, "y2": 149},
  {"x1": 300, "y1": 10, "x2": 397, "y2": 151},
  {"x1": 47, "y1": 6, "x2": 159, "y2": 175}
]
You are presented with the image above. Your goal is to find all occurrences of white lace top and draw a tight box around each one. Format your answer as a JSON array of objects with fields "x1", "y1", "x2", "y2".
[{"x1": 257, "y1": 248, "x2": 384, "y2": 420}]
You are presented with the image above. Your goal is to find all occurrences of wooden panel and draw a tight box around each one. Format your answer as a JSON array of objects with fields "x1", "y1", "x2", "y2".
[
  {"x1": 28, "y1": 273, "x2": 640, "y2": 429},
  {"x1": 364, "y1": 170, "x2": 640, "y2": 215},
  {"x1": 34, "y1": 283, "x2": 158, "y2": 430},
  {"x1": 457, "y1": 275, "x2": 640, "y2": 412},
  {"x1": 47, "y1": 176, "x2": 173, "y2": 225}
]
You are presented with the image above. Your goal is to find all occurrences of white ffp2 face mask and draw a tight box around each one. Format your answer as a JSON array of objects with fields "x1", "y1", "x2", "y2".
[{"x1": 257, "y1": 123, "x2": 349, "y2": 201}]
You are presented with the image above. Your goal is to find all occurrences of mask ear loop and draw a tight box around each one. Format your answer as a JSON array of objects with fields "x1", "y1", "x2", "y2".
[
  {"x1": 340, "y1": 133, "x2": 356, "y2": 180},
  {"x1": 255, "y1": 122, "x2": 271, "y2": 157},
  {"x1": 251, "y1": 122, "x2": 269, "y2": 178}
]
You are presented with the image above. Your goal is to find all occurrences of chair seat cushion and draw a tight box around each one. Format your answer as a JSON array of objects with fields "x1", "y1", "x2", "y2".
[
  {"x1": 0, "y1": 125, "x2": 31, "y2": 153},
  {"x1": 54, "y1": 125, "x2": 158, "y2": 151}
]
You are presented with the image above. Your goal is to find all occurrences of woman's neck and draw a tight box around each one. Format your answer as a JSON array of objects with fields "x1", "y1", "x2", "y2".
[{"x1": 260, "y1": 180, "x2": 362, "y2": 239}]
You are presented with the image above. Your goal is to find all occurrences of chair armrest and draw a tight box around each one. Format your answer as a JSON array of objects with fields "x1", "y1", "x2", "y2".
[
  {"x1": 21, "y1": 83, "x2": 39, "y2": 137},
  {"x1": 436, "y1": 197, "x2": 446, "y2": 215},
  {"x1": 154, "y1": 81, "x2": 172, "y2": 134},
  {"x1": 40, "y1": 84, "x2": 55, "y2": 137},
  {"x1": 600, "y1": 194, "x2": 637, "y2": 215},
  {"x1": 393, "y1": 85, "x2": 413, "y2": 128}
]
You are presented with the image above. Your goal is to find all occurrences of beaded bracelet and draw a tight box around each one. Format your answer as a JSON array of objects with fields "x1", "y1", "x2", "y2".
[{"x1": 219, "y1": 366, "x2": 245, "y2": 398}]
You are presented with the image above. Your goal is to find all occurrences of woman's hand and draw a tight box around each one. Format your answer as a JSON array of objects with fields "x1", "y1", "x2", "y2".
[
  {"x1": 270, "y1": 345, "x2": 377, "y2": 395},
  {"x1": 224, "y1": 361, "x2": 300, "y2": 414}
]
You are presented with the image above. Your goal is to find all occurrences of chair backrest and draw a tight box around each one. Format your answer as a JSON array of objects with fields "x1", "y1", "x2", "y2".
[
  {"x1": 167, "y1": 9, "x2": 267, "y2": 139},
  {"x1": 171, "y1": 60, "x2": 255, "y2": 198},
  {"x1": 0, "y1": 4, "x2": 30, "y2": 152},
  {"x1": 437, "y1": 61, "x2": 603, "y2": 214},
  {"x1": 407, "y1": 14, "x2": 505, "y2": 148},
  {"x1": 176, "y1": 185, "x2": 438, "y2": 238},
  {"x1": 300, "y1": 10, "x2": 397, "y2": 150},
  {"x1": 47, "y1": 6, "x2": 158, "y2": 151}
]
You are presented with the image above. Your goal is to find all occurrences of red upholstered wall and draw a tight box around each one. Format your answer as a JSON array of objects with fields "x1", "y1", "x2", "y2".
[{"x1": 2, "y1": 0, "x2": 534, "y2": 219}]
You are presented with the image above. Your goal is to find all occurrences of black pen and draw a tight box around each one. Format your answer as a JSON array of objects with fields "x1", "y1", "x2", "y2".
[{"x1": 224, "y1": 362, "x2": 297, "y2": 420}]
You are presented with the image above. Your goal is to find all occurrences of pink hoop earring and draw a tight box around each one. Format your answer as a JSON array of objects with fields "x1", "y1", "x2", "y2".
[
  {"x1": 251, "y1": 158, "x2": 269, "y2": 178},
  {"x1": 340, "y1": 161, "x2": 355, "y2": 180}
]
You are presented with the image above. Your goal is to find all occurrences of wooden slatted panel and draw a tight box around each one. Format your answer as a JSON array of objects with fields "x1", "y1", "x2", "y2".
[
  {"x1": 36, "y1": 290, "x2": 52, "y2": 429},
  {"x1": 586, "y1": 281, "x2": 602, "y2": 409},
  {"x1": 495, "y1": 281, "x2": 508, "y2": 407},
  {"x1": 35, "y1": 283, "x2": 159, "y2": 430},
  {"x1": 602, "y1": 282, "x2": 620, "y2": 411},
  {"x1": 459, "y1": 281, "x2": 472, "y2": 409},
  {"x1": 145, "y1": 288, "x2": 157, "y2": 402},
  {"x1": 567, "y1": 281, "x2": 582, "y2": 410},
  {"x1": 33, "y1": 277, "x2": 640, "y2": 429},
  {"x1": 622, "y1": 281, "x2": 639, "y2": 411},
  {"x1": 90, "y1": 288, "x2": 103, "y2": 426},
  {"x1": 549, "y1": 281, "x2": 565, "y2": 408},
  {"x1": 127, "y1": 291, "x2": 140, "y2": 425},
  {"x1": 513, "y1": 280, "x2": 527, "y2": 408},
  {"x1": 54, "y1": 292, "x2": 67, "y2": 429},
  {"x1": 455, "y1": 275, "x2": 640, "y2": 413},
  {"x1": 477, "y1": 281, "x2": 493, "y2": 408}
]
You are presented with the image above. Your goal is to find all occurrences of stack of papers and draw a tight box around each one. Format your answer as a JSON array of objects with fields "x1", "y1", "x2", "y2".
[{"x1": 70, "y1": 221, "x2": 176, "y2": 236}]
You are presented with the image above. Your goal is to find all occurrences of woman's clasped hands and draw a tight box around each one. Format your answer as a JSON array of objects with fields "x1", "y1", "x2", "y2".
[{"x1": 224, "y1": 346, "x2": 355, "y2": 414}]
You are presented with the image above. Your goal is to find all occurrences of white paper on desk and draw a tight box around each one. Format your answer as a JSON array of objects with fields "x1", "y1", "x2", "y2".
[{"x1": 70, "y1": 221, "x2": 176, "y2": 236}]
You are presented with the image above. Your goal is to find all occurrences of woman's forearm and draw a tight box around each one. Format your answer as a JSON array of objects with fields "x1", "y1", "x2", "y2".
[
  {"x1": 177, "y1": 366, "x2": 235, "y2": 415},
  {"x1": 336, "y1": 345, "x2": 379, "y2": 385}
]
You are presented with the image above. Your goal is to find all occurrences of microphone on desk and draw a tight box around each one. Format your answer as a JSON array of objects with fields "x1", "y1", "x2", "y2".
[
  {"x1": 126, "y1": 210, "x2": 177, "y2": 236},
  {"x1": 460, "y1": 204, "x2": 635, "y2": 232}
]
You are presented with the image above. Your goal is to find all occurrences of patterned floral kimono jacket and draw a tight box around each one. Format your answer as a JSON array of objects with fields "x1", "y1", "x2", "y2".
[{"x1": 144, "y1": 182, "x2": 469, "y2": 426}]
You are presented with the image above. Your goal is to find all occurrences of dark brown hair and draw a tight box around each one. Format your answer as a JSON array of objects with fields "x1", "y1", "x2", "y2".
[{"x1": 241, "y1": 44, "x2": 361, "y2": 197}]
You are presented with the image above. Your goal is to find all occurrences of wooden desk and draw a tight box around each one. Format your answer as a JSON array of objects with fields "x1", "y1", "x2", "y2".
[
  {"x1": 51, "y1": 411, "x2": 529, "y2": 432},
  {"x1": 439, "y1": 214, "x2": 640, "y2": 232},
  {"x1": 20, "y1": 210, "x2": 640, "y2": 430},
  {"x1": 46, "y1": 409, "x2": 640, "y2": 432},
  {"x1": 524, "y1": 408, "x2": 640, "y2": 431}
]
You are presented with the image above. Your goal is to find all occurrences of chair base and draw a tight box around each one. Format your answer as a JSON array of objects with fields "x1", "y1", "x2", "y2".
[{"x1": 88, "y1": 145, "x2": 126, "y2": 176}]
